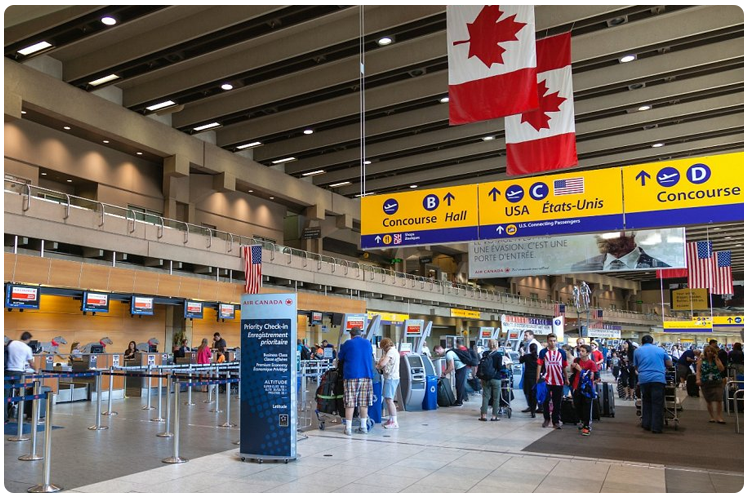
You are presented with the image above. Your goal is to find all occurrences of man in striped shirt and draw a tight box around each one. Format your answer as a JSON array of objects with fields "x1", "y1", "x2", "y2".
[{"x1": 536, "y1": 334, "x2": 569, "y2": 429}]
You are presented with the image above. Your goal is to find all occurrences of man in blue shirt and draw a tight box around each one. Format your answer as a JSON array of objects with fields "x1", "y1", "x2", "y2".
[
  {"x1": 633, "y1": 335, "x2": 673, "y2": 433},
  {"x1": 337, "y1": 327, "x2": 374, "y2": 436}
]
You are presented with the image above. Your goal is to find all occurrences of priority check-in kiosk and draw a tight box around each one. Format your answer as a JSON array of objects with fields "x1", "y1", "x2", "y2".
[
  {"x1": 397, "y1": 319, "x2": 437, "y2": 411},
  {"x1": 475, "y1": 327, "x2": 497, "y2": 350}
]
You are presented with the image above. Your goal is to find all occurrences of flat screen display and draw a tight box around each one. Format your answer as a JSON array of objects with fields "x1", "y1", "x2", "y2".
[
  {"x1": 218, "y1": 303, "x2": 235, "y2": 320},
  {"x1": 4, "y1": 284, "x2": 40, "y2": 310},
  {"x1": 184, "y1": 300, "x2": 203, "y2": 319},
  {"x1": 131, "y1": 296, "x2": 154, "y2": 316},
  {"x1": 82, "y1": 292, "x2": 109, "y2": 313},
  {"x1": 311, "y1": 311, "x2": 322, "y2": 325}
]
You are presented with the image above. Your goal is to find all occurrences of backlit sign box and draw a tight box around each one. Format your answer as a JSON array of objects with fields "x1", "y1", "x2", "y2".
[
  {"x1": 218, "y1": 303, "x2": 236, "y2": 320},
  {"x1": 4, "y1": 284, "x2": 40, "y2": 310},
  {"x1": 82, "y1": 292, "x2": 109, "y2": 313},
  {"x1": 131, "y1": 296, "x2": 154, "y2": 316},
  {"x1": 184, "y1": 300, "x2": 204, "y2": 319}
]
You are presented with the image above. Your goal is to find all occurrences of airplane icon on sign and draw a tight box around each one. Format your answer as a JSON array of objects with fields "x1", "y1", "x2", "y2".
[
  {"x1": 658, "y1": 173, "x2": 678, "y2": 182},
  {"x1": 507, "y1": 190, "x2": 522, "y2": 198},
  {"x1": 383, "y1": 203, "x2": 397, "y2": 211}
]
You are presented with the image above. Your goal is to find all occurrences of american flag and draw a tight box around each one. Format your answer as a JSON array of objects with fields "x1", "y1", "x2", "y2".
[
  {"x1": 553, "y1": 177, "x2": 584, "y2": 196},
  {"x1": 553, "y1": 303, "x2": 565, "y2": 317},
  {"x1": 712, "y1": 250, "x2": 734, "y2": 295},
  {"x1": 687, "y1": 241, "x2": 713, "y2": 290},
  {"x1": 243, "y1": 245, "x2": 263, "y2": 294}
]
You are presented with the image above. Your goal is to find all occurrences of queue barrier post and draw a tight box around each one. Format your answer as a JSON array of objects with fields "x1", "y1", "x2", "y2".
[
  {"x1": 156, "y1": 373, "x2": 174, "y2": 438},
  {"x1": 210, "y1": 367, "x2": 223, "y2": 413},
  {"x1": 9, "y1": 374, "x2": 30, "y2": 442},
  {"x1": 151, "y1": 368, "x2": 165, "y2": 422},
  {"x1": 102, "y1": 366, "x2": 118, "y2": 416},
  {"x1": 162, "y1": 379, "x2": 187, "y2": 464},
  {"x1": 204, "y1": 367, "x2": 215, "y2": 404},
  {"x1": 186, "y1": 369, "x2": 195, "y2": 406},
  {"x1": 88, "y1": 370, "x2": 108, "y2": 431},
  {"x1": 220, "y1": 377, "x2": 236, "y2": 427},
  {"x1": 19, "y1": 379, "x2": 43, "y2": 461},
  {"x1": 143, "y1": 365, "x2": 155, "y2": 410},
  {"x1": 28, "y1": 391, "x2": 62, "y2": 493}
]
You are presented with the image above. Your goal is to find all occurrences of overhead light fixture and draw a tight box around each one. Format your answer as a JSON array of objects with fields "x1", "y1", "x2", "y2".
[
  {"x1": 272, "y1": 157, "x2": 296, "y2": 164},
  {"x1": 378, "y1": 36, "x2": 393, "y2": 46},
  {"x1": 440, "y1": 96, "x2": 449, "y2": 103},
  {"x1": 40, "y1": 172, "x2": 47, "y2": 176},
  {"x1": 21, "y1": 110, "x2": 26, "y2": 115},
  {"x1": 247, "y1": 189, "x2": 254, "y2": 193},
  {"x1": 193, "y1": 122, "x2": 221, "y2": 132},
  {"x1": 66, "y1": 179, "x2": 73, "y2": 183},
  {"x1": 236, "y1": 141, "x2": 262, "y2": 150},
  {"x1": 136, "y1": 151, "x2": 143, "y2": 155},
  {"x1": 638, "y1": 105, "x2": 652, "y2": 111},
  {"x1": 102, "y1": 140, "x2": 109, "y2": 144},
  {"x1": 101, "y1": 16, "x2": 117, "y2": 26},
  {"x1": 651, "y1": 142, "x2": 665, "y2": 148},
  {"x1": 619, "y1": 54, "x2": 637, "y2": 63},
  {"x1": 89, "y1": 74, "x2": 120, "y2": 86},
  {"x1": 63, "y1": 126, "x2": 71, "y2": 130},
  {"x1": 146, "y1": 100, "x2": 176, "y2": 111},
  {"x1": 363, "y1": 160, "x2": 372, "y2": 165},
  {"x1": 221, "y1": 83, "x2": 233, "y2": 91},
  {"x1": 302, "y1": 169, "x2": 325, "y2": 176},
  {"x1": 410, "y1": 184, "x2": 418, "y2": 189},
  {"x1": 18, "y1": 41, "x2": 52, "y2": 56},
  {"x1": 329, "y1": 181, "x2": 351, "y2": 188},
  {"x1": 303, "y1": 128, "x2": 314, "y2": 135},
  {"x1": 269, "y1": 196, "x2": 275, "y2": 200},
  {"x1": 355, "y1": 192, "x2": 375, "y2": 198},
  {"x1": 482, "y1": 136, "x2": 495, "y2": 141}
]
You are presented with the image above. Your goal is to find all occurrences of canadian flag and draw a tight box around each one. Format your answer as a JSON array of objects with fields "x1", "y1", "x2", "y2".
[
  {"x1": 447, "y1": 5, "x2": 538, "y2": 125},
  {"x1": 504, "y1": 32, "x2": 578, "y2": 176}
]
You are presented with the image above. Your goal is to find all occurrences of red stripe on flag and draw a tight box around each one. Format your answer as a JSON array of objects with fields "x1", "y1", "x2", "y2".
[
  {"x1": 711, "y1": 252, "x2": 734, "y2": 295},
  {"x1": 449, "y1": 68, "x2": 538, "y2": 125},
  {"x1": 505, "y1": 133, "x2": 578, "y2": 175},
  {"x1": 656, "y1": 268, "x2": 688, "y2": 279},
  {"x1": 535, "y1": 33, "x2": 571, "y2": 72}
]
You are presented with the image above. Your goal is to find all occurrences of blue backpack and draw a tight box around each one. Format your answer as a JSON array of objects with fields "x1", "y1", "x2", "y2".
[{"x1": 579, "y1": 370, "x2": 597, "y2": 399}]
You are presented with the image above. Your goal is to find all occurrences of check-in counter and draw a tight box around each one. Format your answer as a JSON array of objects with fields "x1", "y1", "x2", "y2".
[{"x1": 124, "y1": 352, "x2": 170, "y2": 397}]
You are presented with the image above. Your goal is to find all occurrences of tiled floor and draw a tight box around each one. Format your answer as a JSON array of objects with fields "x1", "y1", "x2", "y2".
[{"x1": 4, "y1": 377, "x2": 744, "y2": 494}]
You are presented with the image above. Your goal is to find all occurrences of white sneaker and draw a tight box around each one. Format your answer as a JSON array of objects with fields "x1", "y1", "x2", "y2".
[
  {"x1": 356, "y1": 427, "x2": 369, "y2": 434},
  {"x1": 383, "y1": 422, "x2": 399, "y2": 429},
  {"x1": 344, "y1": 428, "x2": 352, "y2": 436}
]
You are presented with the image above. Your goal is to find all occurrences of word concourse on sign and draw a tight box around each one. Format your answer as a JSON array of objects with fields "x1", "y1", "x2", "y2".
[
  {"x1": 622, "y1": 152, "x2": 743, "y2": 229},
  {"x1": 360, "y1": 185, "x2": 478, "y2": 249},
  {"x1": 478, "y1": 168, "x2": 624, "y2": 239}
]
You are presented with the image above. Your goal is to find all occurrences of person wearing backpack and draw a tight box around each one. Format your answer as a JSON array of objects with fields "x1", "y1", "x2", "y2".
[
  {"x1": 571, "y1": 344, "x2": 601, "y2": 436},
  {"x1": 477, "y1": 339, "x2": 504, "y2": 421},
  {"x1": 434, "y1": 345, "x2": 468, "y2": 407}
]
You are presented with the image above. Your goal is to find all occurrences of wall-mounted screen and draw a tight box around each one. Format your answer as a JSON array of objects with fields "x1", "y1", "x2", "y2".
[
  {"x1": 311, "y1": 311, "x2": 323, "y2": 325},
  {"x1": 4, "y1": 284, "x2": 40, "y2": 310},
  {"x1": 331, "y1": 312, "x2": 343, "y2": 326},
  {"x1": 131, "y1": 296, "x2": 154, "y2": 316},
  {"x1": 184, "y1": 300, "x2": 203, "y2": 319},
  {"x1": 218, "y1": 303, "x2": 235, "y2": 320},
  {"x1": 82, "y1": 292, "x2": 109, "y2": 313}
]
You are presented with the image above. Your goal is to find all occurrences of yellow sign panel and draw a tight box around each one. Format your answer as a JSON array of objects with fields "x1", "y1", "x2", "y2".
[
  {"x1": 671, "y1": 288, "x2": 709, "y2": 310},
  {"x1": 711, "y1": 315, "x2": 744, "y2": 328},
  {"x1": 367, "y1": 311, "x2": 409, "y2": 323},
  {"x1": 360, "y1": 184, "x2": 478, "y2": 248},
  {"x1": 622, "y1": 152, "x2": 744, "y2": 228},
  {"x1": 451, "y1": 308, "x2": 481, "y2": 319},
  {"x1": 663, "y1": 319, "x2": 713, "y2": 332},
  {"x1": 477, "y1": 168, "x2": 624, "y2": 239}
]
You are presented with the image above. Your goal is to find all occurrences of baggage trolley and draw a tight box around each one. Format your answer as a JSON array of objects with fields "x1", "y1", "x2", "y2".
[
  {"x1": 635, "y1": 368, "x2": 681, "y2": 430},
  {"x1": 498, "y1": 371, "x2": 513, "y2": 419},
  {"x1": 314, "y1": 368, "x2": 374, "y2": 431}
]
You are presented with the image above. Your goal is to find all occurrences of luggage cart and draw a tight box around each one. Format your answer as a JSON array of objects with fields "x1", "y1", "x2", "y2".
[
  {"x1": 498, "y1": 377, "x2": 513, "y2": 419},
  {"x1": 635, "y1": 367, "x2": 681, "y2": 430}
]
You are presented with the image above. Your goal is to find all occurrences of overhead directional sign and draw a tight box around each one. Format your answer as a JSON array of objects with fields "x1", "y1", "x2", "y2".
[
  {"x1": 712, "y1": 315, "x2": 744, "y2": 328},
  {"x1": 623, "y1": 152, "x2": 744, "y2": 229},
  {"x1": 360, "y1": 185, "x2": 478, "y2": 249},
  {"x1": 478, "y1": 169, "x2": 624, "y2": 239},
  {"x1": 663, "y1": 318, "x2": 713, "y2": 333}
]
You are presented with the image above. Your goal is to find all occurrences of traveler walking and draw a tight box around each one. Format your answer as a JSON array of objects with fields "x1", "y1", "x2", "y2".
[
  {"x1": 376, "y1": 337, "x2": 400, "y2": 429},
  {"x1": 570, "y1": 345, "x2": 600, "y2": 436},
  {"x1": 477, "y1": 339, "x2": 504, "y2": 421},
  {"x1": 676, "y1": 348, "x2": 701, "y2": 389},
  {"x1": 696, "y1": 345, "x2": 726, "y2": 424},
  {"x1": 520, "y1": 343, "x2": 539, "y2": 416},
  {"x1": 727, "y1": 342, "x2": 744, "y2": 375},
  {"x1": 536, "y1": 334, "x2": 569, "y2": 429},
  {"x1": 337, "y1": 327, "x2": 374, "y2": 435},
  {"x1": 633, "y1": 335, "x2": 673, "y2": 433}
]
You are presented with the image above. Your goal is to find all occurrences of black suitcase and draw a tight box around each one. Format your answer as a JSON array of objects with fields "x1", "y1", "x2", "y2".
[
  {"x1": 437, "y1": 377, "x2": 455, "y2": 407},
  {"x1": 686, "y1": 374, "x2": 700, "y2": 397},
  {"x1": 561, "y1": 397, "x2": 578, "y2": 424},
  {"x1": 316, "y1": 369, "x2": 344, "y2": 416},
  {"x1": 597, "y1": 383, "x2": 615, "y2": 417}
]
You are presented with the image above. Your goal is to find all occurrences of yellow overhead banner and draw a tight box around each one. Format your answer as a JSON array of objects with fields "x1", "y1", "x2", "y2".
[
  {"x1": 451, "y1": 308, "x2": 481, "y2": 319},
  {"x1": 671, "y1": 288, "x2": 709, "y2": 311},
  {"x1": 367, "y1": 311, "x2": 409, "y2": 323},
  {"x1": 711, "y1": 315, "x2": 744, "y2": 328},
  {"x1": 360, "y1": 184, "x2": 479, "y2": 249},
  {"x1": 477, "y1": 168, "x2": 624, "y2": 239},
  {"x1": 622, "y1": 152, "x2": 744, "y2": 229},
  {"x1": 663, "y1": 318, "x2": 713, "y2": 333}
]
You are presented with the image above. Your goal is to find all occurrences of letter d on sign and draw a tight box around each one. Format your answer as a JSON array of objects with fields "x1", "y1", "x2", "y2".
[{"x1": 688, "y1": 163, "x2": 710, "y2": 184}]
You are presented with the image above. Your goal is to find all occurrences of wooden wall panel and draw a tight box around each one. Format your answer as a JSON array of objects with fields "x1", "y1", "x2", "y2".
[
  {"x1": 13, "y1": 254, "x2": 52, "y2": 285},
  {"x1": 155, "y1": 274, "x2": 181, "y2": 298},
  {"x1": 198, "y1": 280, "x2": 220, "y2": 301},
  {"x1": 4, "y1": 253, "x2": 17, "y2": 283},
  {"x1": 47, "y1": 259, "x2": 81, "y2": 288},
  {"x1": 79, "y1": 263, "x2": 111, "y2": 291},
  {"x1": 108, "y1": 267, "x2": 136, "y2": 293},
  {"x1": 133, "y1": 270, "x2": 160, "y2": 295}
]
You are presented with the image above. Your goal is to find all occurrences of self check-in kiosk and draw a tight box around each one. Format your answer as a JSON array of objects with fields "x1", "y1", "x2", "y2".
[
  {"x1": 475, "y1": 327, "x2": 497, "y2": 351},
  {"x1": 397, "y1": 319, "x2": 429, "y2": 411}
]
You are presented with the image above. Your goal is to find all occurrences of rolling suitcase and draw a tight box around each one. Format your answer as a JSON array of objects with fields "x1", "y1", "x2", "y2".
[
  {"x1": 437, "y1": 377, "x2": 455, "y2": 407},
  {"x1": 560, "y1": 397, "x2": 578, "y2": 424},
  {"x1": 686, "y1": 374, "x2": 700, "y2": 397},
  {"x1": 597, "y1": 382, "x2": 615, "y2": 417}
]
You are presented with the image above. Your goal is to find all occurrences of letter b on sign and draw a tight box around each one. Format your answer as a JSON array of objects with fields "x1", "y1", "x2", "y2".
[
  {"x1": 687, "y1": 163, "x2": 711, "y2": 185},
  {"x1": 422, "y1": 194, "x2": 439, "y2": 211}
]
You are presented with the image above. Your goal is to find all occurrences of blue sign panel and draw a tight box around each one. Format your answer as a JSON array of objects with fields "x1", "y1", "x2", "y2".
[{"x1": 240, "y1": 294, "x2": 297, "y2": 462}]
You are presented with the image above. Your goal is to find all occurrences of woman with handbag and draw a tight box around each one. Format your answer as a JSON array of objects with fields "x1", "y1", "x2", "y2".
[{"x1": 376, "y1": 338, "x2": 400, "y2": 429}]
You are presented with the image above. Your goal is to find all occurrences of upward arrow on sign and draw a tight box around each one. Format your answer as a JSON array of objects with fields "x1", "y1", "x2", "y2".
[
  {"x1": 635, "y1": 170, "x2": 651, "y2": 186},
  {"x1": 443, "y1": 192, "x2": 455, "y2": 206},
  {"x1": 488, "y1": 187, "x2": 501, "y2": 201}
]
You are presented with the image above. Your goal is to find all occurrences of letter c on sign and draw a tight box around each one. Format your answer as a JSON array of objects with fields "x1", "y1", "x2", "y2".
[{"x1": 530, "y1": 182, "x2": 549, "y2": 201}]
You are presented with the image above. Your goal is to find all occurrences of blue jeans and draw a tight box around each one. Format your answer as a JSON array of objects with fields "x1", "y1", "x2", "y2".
[
  {"x1": 640, "y1": 382, "x2": 665, "y2": 432},
  {"x1": 454, "y1": 366, "x2": 469, "y2": 405}
]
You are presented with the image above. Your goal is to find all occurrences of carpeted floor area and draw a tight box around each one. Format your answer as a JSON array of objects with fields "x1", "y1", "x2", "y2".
[{"x1": 522, "y1": 406, "x2": 743, "y2": 473}]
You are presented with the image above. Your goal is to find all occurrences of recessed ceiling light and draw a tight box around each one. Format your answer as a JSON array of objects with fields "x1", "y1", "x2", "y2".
[
  {"x1": 302, "y1": 169, "x2": 325, "y2": 176},
  {"x1": 638, "y1": 105, "x2": 652, "y2": 111},
  {"x1": 236, "y1": 141, "x2": 262, "y2": 150},
  {"x1": 651, "y1": 142, "x2": 665, "y2": 148},
  {"x1": 440, "y1": 96, "x2": 449, "y2": 103},
  {"x1": 303, "y1": 128, "x2": 314, "y2": 135},
  {"x1": 136, "y1": 151, "x2": 143, "y2": 155},
  {"x1": 269, "y1": 196, "x2": 275, "y2": 200},
  {"x1": 410, "y1": 184, "x2": 418, "y2": 189},
  {"x1": 18, "y1": 41, "x2": 52, "y2": 56},
  {"x1": 146, "y1": 100, "x2": 176, "y2": 111},
  {"x1": 101, "y1": 16, "x2": 117, "y2": 26},
  {"x1": 40, "y1": 172, "x2": 47, "y2": 176},
  {"x1": 21, "y1": 110, "x2": 27, "y2": 115},
  {"x1": 619, "y1": 54, "x2": 637, "y2": 63},
  {"x1": 88, "y1": 74, "x2": 119, "y2": 86},
  {"x1": 193, "y1": 122, "x2": 221, "y2": 132},
  {"x1": 66, "y1": 179, "x2": 73, "y2": 183},
  {"x1": 378, "y1": 36, "x2": 393, "y2": 46},
  {"x1": 329, "y1": 181, "x2": 351, "y2": 188},
  {"x1": 248, "y1": 189, "x2": 253, "y2": 193},
  {"x1": 63, "y1": 126, "x2": 71, "y2": 130},
  {"x1": 272, "y1": 157, "x2": 296, "y2": 164},
  {"x1": 221, "y1": 83, "x2": 233, "y2": 91},
  {"x1": 363, "y1": 160, "x2": 372, "y2": 165},
  {"x1": 482, "y1": 136, "x2": 495, "y2": 141},
  {"x1": 102, "y1": 140, "x2": 109, "y2": 144}
]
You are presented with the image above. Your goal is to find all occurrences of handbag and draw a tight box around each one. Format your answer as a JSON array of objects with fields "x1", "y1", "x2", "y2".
[{"x1": 535, "y1": 380, "x2": 548, "y2": 405}]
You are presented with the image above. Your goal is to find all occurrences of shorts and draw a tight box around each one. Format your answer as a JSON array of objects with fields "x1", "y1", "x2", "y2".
[
  {"x1": 677, "y1": 365, "x2": 691, "y2": 381},
  {"x1": 383, "y1": 378, "x2": 400, "y2": 400},
  {"x1": 343, "y1": 378, "x2": 373, "y2": 408}
]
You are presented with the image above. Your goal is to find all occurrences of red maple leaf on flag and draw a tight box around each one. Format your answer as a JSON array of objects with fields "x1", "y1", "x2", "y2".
[
  {"x1": 453, "y1": 6, "x2": 527, "y2": 68},
  {"x1": 521, "y1": 79, "x2": 567, "y2": 131}
]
